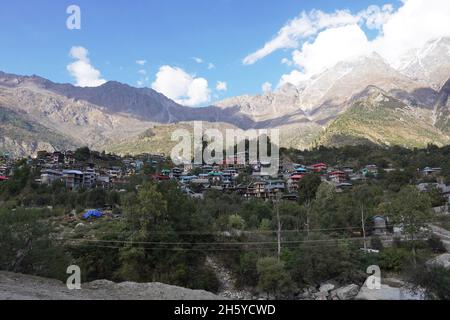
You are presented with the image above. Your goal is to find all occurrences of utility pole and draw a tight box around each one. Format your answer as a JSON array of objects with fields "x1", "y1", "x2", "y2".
[
  {"x1": 361, "y1": 204, "x2": 367, "y2": 251},
  {"x1": 276, "y1": 191, "x2": 282, "y2": 262}
]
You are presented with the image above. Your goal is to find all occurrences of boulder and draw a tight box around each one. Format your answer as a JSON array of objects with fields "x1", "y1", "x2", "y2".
[
  {"x1": 331, "y1": 284, "x2": 360, "y2": 300},
  {"x1": 319, "y1": 282, "x2": 335, "y2": 293},
  {"x1": 356, "y1": 283, "x2": 424, "y2": 300},
  {"x1": 426, "y1": 254, "x2": 450, "y2": 269},
  {"x1": 300, "y1": 286, "x2": 317, "y2": 300},
  {"x1": 313, "y1": 291, "x2": 329, "y2": 300}
]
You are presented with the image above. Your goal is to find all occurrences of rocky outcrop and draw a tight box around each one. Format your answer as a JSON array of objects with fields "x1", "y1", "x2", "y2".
[
  {"x1": 0, "y1": 271, "x2": 223, "y2": 300},
  {"x1": 355, "y1": 280, "x2": 424, "y2": 300},
  {"x1": 330, "y1": 284, "x2": 360, "y2": 300},
  {"x1": 426, "y1": 254, "x2": 450, "y2": 269},
  {"x1": 205, "y1": 257, "x2": 253, "y2": 300}
]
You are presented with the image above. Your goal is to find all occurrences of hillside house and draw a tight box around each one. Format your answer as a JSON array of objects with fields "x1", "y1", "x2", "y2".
[
  {"x1": 310, "y1": 163, "x2": 327, "y2": 173},
  {"x1": 63, "y1": 170, "x2": 84, "y2": 190},
  {"x1": 329, "y1": 170, "x2": 347, "y2": 183},
  {"x1": 246, "y1": 181, "x2": 266, "y2": 198},
  {"x1": 83, "y1": 168, "x2": 97, "y2": 189},
  {"x1": 40, "y1": 169, "x2": 63, "y2": 185},
  {"x1": 372, "y1": 216, "x2": 388, "y2": 236},
  {"x1": 363, "y1": 164, "x2": 378, "y2": 177},
  {"x1": 265, "y1": 180, "x2": 286, "y2": 199},
  {"x1": 422, "y1": 167, "x2": 442, "y2": 176}
]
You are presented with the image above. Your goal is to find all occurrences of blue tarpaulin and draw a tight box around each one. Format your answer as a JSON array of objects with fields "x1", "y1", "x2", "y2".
[{"x1": 83, "y1": 209, "x2": 103, "y2": 220}]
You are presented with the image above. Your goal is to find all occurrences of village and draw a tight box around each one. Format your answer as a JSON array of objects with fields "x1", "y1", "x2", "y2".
[
  {"x1": 1, "y1": 148, "x2": 450, "y2": 222},
  {"x1": 1, "y1": 149, "x2": 450, "y2": 202}
]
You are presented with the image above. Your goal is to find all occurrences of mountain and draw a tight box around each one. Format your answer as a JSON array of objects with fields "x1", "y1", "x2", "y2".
[
  {"x1": 399, "y1": 38, "x2": 450, "y2": 90},
  {"x1": 434, "y1": 78, "x2": 450, "y2": 134},
  {"x1": 0, "y1": 107, "x2": 77, "y2": 156},
  {"x1": 0, "y1": 73, "x2": 158, "y2": 156},
  {"x1": 0, "y1": 71, "x2": 255, "y2": 127},
  {"x1": 0, "y1": 72, "x2": 259, "y2": 156},
  {"x1": 215, "y1": 53, "x2": 437, "y2": 125},
  {"x1": 2, "y1": 37, "x2": 450, "y2": 156},
  {"x1": 316, "y1": 86, "x2": 450, "y2": 148}
]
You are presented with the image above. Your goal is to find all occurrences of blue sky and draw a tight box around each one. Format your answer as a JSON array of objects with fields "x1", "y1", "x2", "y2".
[{"x1": 0, "y1": 0, "x2": 408, "y2": 106}]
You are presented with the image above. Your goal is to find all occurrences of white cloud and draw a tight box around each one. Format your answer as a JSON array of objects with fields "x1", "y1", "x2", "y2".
[
  {"x1": 292, "y1": 24, "x2": 371, "y2": 77},
  {"x1": 373, "y1": 0, "x2": 450, "y2": 67},
  {"x1": 279, "y1": 70, "x2": 307, "y2": 87},
  {"x1": 136, "y1": 60, "x2": 147, "y2": 65},
  {"x1": 208, "y1": 63, "x2": 216, "y2": 70},
  {"x1": 281, "y1": 58, "x2": 293, "y2": 66},
  {"x1": 67, "y1": 46, "x2": 106, "y2": 87},
  {"x1": 247, "y1": 0, "x2": 450, "y2": 86},
  {"x1": 151, "y1": 65, "x2": 211, "y2": 107},
  {"x1": 360, "y1": 4, "x2": 394, "y2": 30},
  {"x1": 193, "y1": 57, "x2": 204, "y2": 64},
  {"x1": 138, "y1": 69, "x2": 147, "y2": 75},
  {"x1": 262, "y1": 82, "x2": 273, "y2": 93},
  {"x1": 216, "y1": 81, "x2": 227, "y2": 91},
  {"x1": 243, "y1": 9, "x2": 360, "y2": 65}
]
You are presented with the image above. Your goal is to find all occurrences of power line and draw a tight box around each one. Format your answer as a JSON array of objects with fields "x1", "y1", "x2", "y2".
[
  {"x1": 63, "y1": 241, "x2": 359, "y2": 252},
  {"x1": 61, "y1": 236, "x2": 373, "y2": 246},
  {"x1": 69, "y1": 218, "x2": 446, "y2": 236}
]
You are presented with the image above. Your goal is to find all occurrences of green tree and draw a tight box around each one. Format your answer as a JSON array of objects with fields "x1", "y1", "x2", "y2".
[
  {"x1": 74, "y1": 147, "x2": 91, "y2": 162},
  {"x1": 298, "y1": 174, "x2": 322, "y2": 237},
  {"x1": 118, "y1": 183, "x2": 168, "y2": 281},
  {"x1": 0, "y1": 208, "x2": 70, "y2": 280},
  {"x1": 388, "y1": 186, "x2": 433, "y2": 264},
  {"x1": 407, "y1": 265, "x2": 450, "y2": 300},
  {"x1": 256, "y1": 257, "x2": 294, "y2": 299}
]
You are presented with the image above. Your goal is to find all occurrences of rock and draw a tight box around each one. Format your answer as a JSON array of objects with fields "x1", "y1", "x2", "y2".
[
  {"x1": 0, "y1": 271, "x2": 223, "y2": 300},
  {"x1": 331, "y1": 284, "x2": 360, "y2": 300},
  {"x1": 299, "y1": 287, "x2": 317, "y2": 300},
  {"x1": 426, "y1": 254, "x2": 450, "y2": 269},
  {"x1": 319, "y1": 282, "x2": 335, "y2": 293},
  {"x1": 383, "y1": 277, "x2": 406, "y2": 288},
  {"x1": 356, "y1": 282, "x2": 424, "y2": 300},
  {"x1": 313, "y1": 291, "x2": 329, "y2": 300}
]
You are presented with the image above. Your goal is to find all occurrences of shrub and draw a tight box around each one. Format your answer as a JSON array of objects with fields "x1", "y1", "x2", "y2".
[{"x1": 379, "y1": 247, "x2": 411, "y2": 272}]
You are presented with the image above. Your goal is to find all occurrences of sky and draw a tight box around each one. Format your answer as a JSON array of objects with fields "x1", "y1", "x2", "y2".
[{"x1": 1, "y1": 0, "x2": 449, "y2": 107}]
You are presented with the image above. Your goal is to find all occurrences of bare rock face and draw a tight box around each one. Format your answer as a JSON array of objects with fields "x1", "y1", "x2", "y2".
[
  {"x1": 330, "y1": 284, "x2": 360, "y2": 300},
  {"x1": 319, "y1": 283, "x2": 336, "y2": 293},
  {"x1": 426, "y1": 254, "x2": 450, "y2": 269},
  {"x1": 355, "y1": 282, "x2": 424, "y2": 300},
  {"x1": 399, "y1": 38, "x2": 450, "y2": 90},
  {"x1": 0, "y1": 272, "x2": 223, "y2": 300}
]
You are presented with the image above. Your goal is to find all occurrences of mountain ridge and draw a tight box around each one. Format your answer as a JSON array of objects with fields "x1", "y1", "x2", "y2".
[{"x1": 2, "y1": 37, "x2": 450, "y2": 156}]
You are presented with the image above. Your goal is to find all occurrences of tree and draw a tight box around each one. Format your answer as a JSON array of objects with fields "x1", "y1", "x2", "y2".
[
  {"x1": 256, "y1": 257, "x2": 293, "y2": 299},
  {"x1": 118, "y1": 183, "x2": 168, "y2": 281},
  {"x1": 352, "y1": 184, "x2": 382, "y2": 250},
  {"x1": 407, "y1": 265, "x2": 450, "y2": 300},
  {"x1": 388, "y1": 186, "x2": 433, "y2": 265},
  {"x1": 123, "y1": 182, "x2": 168, "y2": 232},
  {"x1": 228, "y1": 214, "x2": 245, "y2": 230},
  {"x1": 298, "y1": 174, "x2": 322, "y2": 237},
  {"x1": 74, "y1": 147, "x2": 91, "y2": 162},
  {"x1": 0, "y1": 208, "x2": 69, "y2": 280}
]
